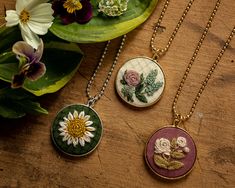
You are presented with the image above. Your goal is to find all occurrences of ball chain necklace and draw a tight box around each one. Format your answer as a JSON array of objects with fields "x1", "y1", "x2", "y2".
[
  {"x1": 145, "y1": 0, "x2": 235, "y2": 180},
  {"x1": 51, "y1": 35, "x2": 126, "y2": 157},
  {"x1": 115, "y1": 0, "x2": 195, "y2": 108}
]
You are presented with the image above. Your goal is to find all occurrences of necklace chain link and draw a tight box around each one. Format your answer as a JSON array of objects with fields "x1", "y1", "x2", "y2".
[
  {"x1": 172, "y1": 0, "x2": 235, "y2": 124},
  {"x1": 150, "y1": 0, "x2": 194, "y2": 60},
  {"x1": 86, "y1": 35, "x2": 126, "y2": 107}
]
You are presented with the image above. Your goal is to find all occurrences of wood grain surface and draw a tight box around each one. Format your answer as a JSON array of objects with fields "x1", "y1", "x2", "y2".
[{"x1": 0, "y1": 0, "x2": 235, "y2": 187}]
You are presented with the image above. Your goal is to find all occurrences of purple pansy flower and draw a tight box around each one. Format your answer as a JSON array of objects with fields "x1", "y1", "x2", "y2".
[
  {"x1": 11, "y1": 39, "x2": 46, "y2": 88},
  {"x1": 52, "y1": 0, "x2": 93, "y2": 25}
]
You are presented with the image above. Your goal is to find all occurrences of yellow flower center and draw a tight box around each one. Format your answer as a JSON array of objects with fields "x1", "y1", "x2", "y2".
[
  {"x1": 19, "y1": 10, "x2": 30, "y2": 23},
  {"x1": 63, "y1": 0, "x2": 83, "y2": 14},
  {"x1": 67, "y1": 117, "x2": 86, "y2": 138}
]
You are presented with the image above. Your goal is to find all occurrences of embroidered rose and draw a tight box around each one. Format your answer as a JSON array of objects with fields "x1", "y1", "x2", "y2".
[
  {"x1": 154, "y1": 138, "x2": 171, "y2": 155},
  {"x1": 124, "y1": 70, "x2": 140, "y2": 86},
  {"x1": 177, "y1": 136, "x2": 187, "y2": 147}
]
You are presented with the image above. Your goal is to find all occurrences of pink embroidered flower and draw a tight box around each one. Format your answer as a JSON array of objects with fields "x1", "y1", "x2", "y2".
[{"x1": 124, "y1": 70, "x2": 140, "y2": 86}]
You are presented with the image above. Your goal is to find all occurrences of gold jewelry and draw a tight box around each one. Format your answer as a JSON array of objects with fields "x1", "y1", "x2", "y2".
[
  {"x1": 51, "y1": 35, "x2": 126, "y2": 157},
  {"x1": 145, "y1": 0, "x2": 234, "y2": 180},
  {"x1": 115, "y1": 0, "x2": 195, "y2": 108}
]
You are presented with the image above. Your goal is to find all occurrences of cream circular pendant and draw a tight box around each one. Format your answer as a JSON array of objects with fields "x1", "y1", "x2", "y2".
[{"x1": 116, "y1": 57, "x2": 165, "y2": 107}]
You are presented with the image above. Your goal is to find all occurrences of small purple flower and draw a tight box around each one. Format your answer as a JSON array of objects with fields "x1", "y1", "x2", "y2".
[
  {"x1": 124, "y1": 70, "x2": 140, "y2": 87},
  {"x1": 11, "y1": 39, "x2": 46, "y2": 88},
  {"x1": 52, "y1": 0, "x2": 93, "y2": 25}
]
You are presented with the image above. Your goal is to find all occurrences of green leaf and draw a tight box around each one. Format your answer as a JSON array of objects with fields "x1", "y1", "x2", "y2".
[
  {"x1": 145, "y1": 69, "x2": 158, "y2": 85},
  {"x1": 15, "y1": 100, "x2": 48, "y2": 115},
  {"x1": 168, "y1": 160, "x2": 184, "y2": 170},
  {"x1": 50, "y1": 0, "x2": 159, "y2": 43},
  {"x1": 0, "y1": 41, "x2": 83, "y2": 96},
  {"x1": 120, "y1": 79, "x2": 127, "y2": 85},
  {"x1": 0, "y1": 102, "x2": 26, "y2": 119},
  {"x1": 140, "y1": 73, "x2": 144, "y2": 83},
  {"x1": 0, "y1": 26, "x2": 21, "y2": 53},
  {"x1": 0, "y1": 87, "x2": 33, "y2": 100},
  {"x1": 135, "y1": 83, "x2": 144, "y2": 93},
  {"x1": 154, "y1": 155, "x2": 169, "y2": 169},
  {"x1": 121, "y1": 85, "x2": 134, "y2": 102},
  {"x1": 171, "y1": 151, "x2": 186, "y2": 159},
  {"x1": 135, "y1": 92, "x2": 148, "y2": 103},
  {"x1": 0, "y1": 87, "x2": 48, "y2": 119}
]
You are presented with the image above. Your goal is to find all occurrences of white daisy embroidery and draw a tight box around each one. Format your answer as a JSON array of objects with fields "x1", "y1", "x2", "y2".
[{"x1": 59, "y1": 110, "x2": 96, "y2": 147}]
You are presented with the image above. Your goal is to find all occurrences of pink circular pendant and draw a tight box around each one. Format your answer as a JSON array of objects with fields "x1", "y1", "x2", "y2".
[{"x1": 145, "y1": 126, "x2": 197, "y2": 180}]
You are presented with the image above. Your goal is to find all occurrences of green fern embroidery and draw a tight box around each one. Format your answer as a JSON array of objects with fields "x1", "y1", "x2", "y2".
[{"x1": 120, "y1": 69, "x2": 163, "y2": 103}]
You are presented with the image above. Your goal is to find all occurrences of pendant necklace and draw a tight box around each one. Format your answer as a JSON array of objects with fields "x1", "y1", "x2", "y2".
[
  {"x1": 51, "y1": 35, "x2": 127, "y2": 157},
  {"x1": 115, "y1": 0, "x2": 195, "y2": 108},
  {"x1": 145, "y1": 1, "x2": 235, "y2": 180}
]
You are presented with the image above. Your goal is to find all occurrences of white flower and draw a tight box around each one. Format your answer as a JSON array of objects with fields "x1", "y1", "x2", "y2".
[
  {"x1": 5, "y1": 0, "x2": 54, "y2": 49},
  {"x1": 177, "y1": 136, "x2": 187, "y2": 147},
  {"x1": 154, "y1": 138, "x2": 171, "y2": 156},
  {"x1": 59, "y1": 110, "x2": 96, "y2": 147},
  {"x1": 98, "y1": 0, "x2": 129, "y2": 17}
]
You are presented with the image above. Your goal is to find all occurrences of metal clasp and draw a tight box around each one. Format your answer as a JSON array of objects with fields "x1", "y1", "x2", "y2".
[
  {"x1": 152, "y1": 49, "x2": 166, "y2": 61},
  {"x1": 172, "y1": 114, "x2": 183, "y2": 127},
  {"x1": 86, "y1": 97, "x2": 97, "y2": 107}
]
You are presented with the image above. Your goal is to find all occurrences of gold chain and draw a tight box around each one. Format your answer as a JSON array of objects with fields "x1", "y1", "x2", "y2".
[
  {"x1": 150, "y1": 0, "x2": 194, "y2": 60},
  {"x1": 172, "y1": 2, "x2": 235, "y2": 125},
  {"x1": 86, "y1": 35, "x2": 126, "y2": 107}
]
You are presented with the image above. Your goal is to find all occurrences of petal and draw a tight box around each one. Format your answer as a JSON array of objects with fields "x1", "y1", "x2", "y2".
[
  {"x1": 58, "y1": 127, "x2": 66, "y2": 132},
  {"x1": 27, "y1": 20, "x2": 52, "y2": 35},
  {"x1": 59, "y1": 132, "x2": 66, "y2": 136},
  {"x1": 84, "y1": 115, "x2": 90, "y2": 121},
  {"x1": 79, "y1": 138, "x2": 85, "y2": 147},
  {"x1": 16, "y1": 0, "x2": 29, "y2": 13},
  {"x1": 79, "y1": 111, "x2": 85, "y2": 119},
  {"x1": 83, "y1": 135, "x2": 91, "y2": 143},
  {"x1": 68, "y1": 112, "x2": 73, "y2": 120},
  {"x1": 67, "y1": 138, "x2": 72, "y2": 145},
  {"x1": 26, "y1": 62, "x2": 46, "y2": 81},
  {"x1": 59, "y1": 121, "x2": 67, "y2": 128},
  {"x1": 62, "y1": 135, "x2": 69, "y2": 141},
  {"x1": 12, "y1": 41, "x2": 34, "y2": 59},
  {"x1": 63, "y1": 117, "x2": 69, "y2": 122},
  {"x1": 85, "y1": 131, "x2": 94, "y2": 138},
  {"x1": 5, "y1": 10, "x2": 19, "y2": 27},
  {"x1": 72, "y1": 137, "x2": 78, "y2": 147},
  {"x1": 25, "y1": 1, "x2": 50, "y2": 11},
  {"x1": 86, "y1": 126, "x2": 96, "y2": 132},
  {"x1": 85, "y1": 121, "x2": 93, "y2": 126},
  {"x1": 33, "y1": 39, "x2": 44, "y2": 63},
  {"x1": 19, "y1": 23, "x2": 40, "y2": 49},
  {"x1": 73, "y1": 137, "x2": 78, "y2": 147},
  {"x1": 75, "y1": 0, "x2": 93, "y2": 24},
  {"x1": 29, "y1": 3, "x2": 54, "y2": 23},
  {"x1": 73, "y1": 110, "x2": 79, "y2": 118},
  {"x1": 11, "y1": 72, "x2": 26, "y2": 88}
]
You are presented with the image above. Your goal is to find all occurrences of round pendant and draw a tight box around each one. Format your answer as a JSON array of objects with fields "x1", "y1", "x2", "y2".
[
  {"x1": 51, "y1": 104, "x2": 103, "y2": 157},
  {"x1": 145, "y1": 126, "x2": 197, "y2": 180},
  {"x1": 116, "y1": 56, "x2": 165, "y2": 108}
]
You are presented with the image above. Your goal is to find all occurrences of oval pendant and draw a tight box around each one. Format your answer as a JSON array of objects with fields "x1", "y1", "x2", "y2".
[
  {"x1": 116, "y1": 57, "x2": 165, "y2": 108},
  {"x1": 145, "y1": 126, "x2": 197, "y2": 180},
  {"x1": 51, "y1": 104, "x2": 103, "y2": 157}
]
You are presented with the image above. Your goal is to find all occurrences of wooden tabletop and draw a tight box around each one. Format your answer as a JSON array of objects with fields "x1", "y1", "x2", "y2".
[{"x1": 0, "y1": 0, "x2": 235, "y2": 187}]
